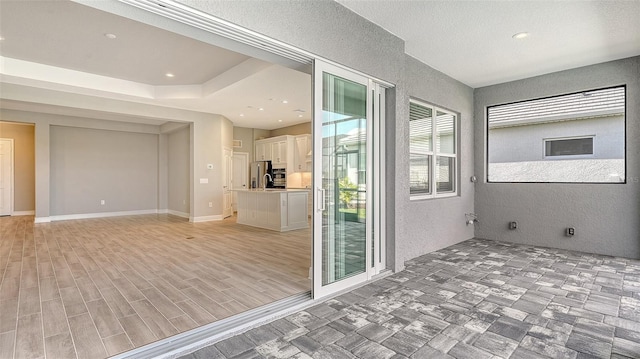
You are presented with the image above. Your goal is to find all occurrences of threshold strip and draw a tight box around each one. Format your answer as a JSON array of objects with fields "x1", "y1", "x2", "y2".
[{"x1": 112, "y1": 291, "x2": 312, "y2": 359}]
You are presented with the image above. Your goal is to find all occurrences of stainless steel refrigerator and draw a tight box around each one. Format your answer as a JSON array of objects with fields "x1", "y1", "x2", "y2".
[{"x1": 250, "y1": 161, "x2": 274, "y2": 189}]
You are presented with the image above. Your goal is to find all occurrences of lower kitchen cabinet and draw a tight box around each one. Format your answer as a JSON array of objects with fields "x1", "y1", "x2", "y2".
[{"x1": 235, "y1": 190, "x2": 309, "y2": 232}]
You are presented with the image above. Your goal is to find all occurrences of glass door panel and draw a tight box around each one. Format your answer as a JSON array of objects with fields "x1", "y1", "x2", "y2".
[{"x1": 313, "y1": 61, "x2": 371, "y2": 297}]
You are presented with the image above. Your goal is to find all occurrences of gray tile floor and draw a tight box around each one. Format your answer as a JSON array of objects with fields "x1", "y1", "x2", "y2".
[{"x1": 178, "y1": 238, "x2": 640, "y2": 359}]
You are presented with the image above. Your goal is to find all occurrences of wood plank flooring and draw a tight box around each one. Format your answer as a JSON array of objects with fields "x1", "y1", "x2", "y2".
[{"x1": 0, "y1": 214, "x2": 311, "y2": 359}]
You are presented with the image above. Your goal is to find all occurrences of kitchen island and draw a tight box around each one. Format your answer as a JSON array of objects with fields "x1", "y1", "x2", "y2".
[{"x1": 235, "y1": 189, "x2": 309, "y2": 232}]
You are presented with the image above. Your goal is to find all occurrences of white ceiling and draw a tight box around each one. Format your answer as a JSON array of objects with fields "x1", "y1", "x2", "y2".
[
  {"x1": 337, "y1": 0, "x2": 640, "y2": 88},
  {"x1": 0, "y1": 0, "x2": 312, "y2": 130}
]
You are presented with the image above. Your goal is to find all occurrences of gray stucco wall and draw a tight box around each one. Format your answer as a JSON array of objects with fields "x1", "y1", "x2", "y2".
[
  {"x1": 401, "y1": 55, "x2": 475, "y2": 265},
  {"x1": 475, "y1": 56, "x2": 640, "y2": 259}
]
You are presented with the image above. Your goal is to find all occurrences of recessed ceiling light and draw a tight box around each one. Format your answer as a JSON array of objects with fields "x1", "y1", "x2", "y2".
[
  {"x1": 278, "y1": 120, "x2": 283, "y2": 122},
  {"x1": 0, "y1": 36, "x2": 5, "y2": 41},
  {"x1": 165, "y1": 73, "x2": 175, "y2": 78},
  {"x1": 512, "y1": 32, "x2": 529, "y2": 40},
  {"x1": 239, "y1": 114, "x2": 244, "y2": 117},
  {"x1": 282, "y1": 100, "x2": 288, "y2": 104},
  {"x1": 258, "y1": 108, "x2": 264, "y2": 111},
  {"x1": 298, "y1": 115, "x2": 303, "y2": 118},
  {"x1": 104, "y1": 33, "x2": 117, "y2": 39}
]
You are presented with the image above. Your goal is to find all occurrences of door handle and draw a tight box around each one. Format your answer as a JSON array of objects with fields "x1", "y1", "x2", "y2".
[{"x1": 317, "y1": 188, "x2": 325, "y2": 211}]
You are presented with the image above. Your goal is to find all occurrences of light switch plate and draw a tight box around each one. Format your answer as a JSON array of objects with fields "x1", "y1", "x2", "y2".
[{"x1": 199, "y1": 178, "x2": 209, "y2": 184}]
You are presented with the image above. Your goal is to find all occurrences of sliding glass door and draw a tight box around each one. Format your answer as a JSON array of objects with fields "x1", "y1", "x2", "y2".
[{"x1": 313, "y1": 61, "x2": 384, "y2": 298}]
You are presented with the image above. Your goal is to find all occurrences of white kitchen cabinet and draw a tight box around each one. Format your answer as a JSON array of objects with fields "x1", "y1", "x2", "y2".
[
  {"x1": 235, "y1": 189, "x2": 309, "y2": 231},
  {"x1": 271, "y1": 140, "x2": 288, "y2": 165},
  {"x1": 294, "y1": 134, "x2": 311, "y2": 172},
  {"x1": 255, "y1": 141, "x2": 272, "y2": 161}
]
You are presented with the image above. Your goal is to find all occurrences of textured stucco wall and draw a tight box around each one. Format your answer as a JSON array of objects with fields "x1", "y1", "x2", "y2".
[
  {"x1": 399, "y1": 55, "x2": 475, "y2": 265},
  {"x1": 475, "y1": 56, "x2": 640, "y2": 259}
]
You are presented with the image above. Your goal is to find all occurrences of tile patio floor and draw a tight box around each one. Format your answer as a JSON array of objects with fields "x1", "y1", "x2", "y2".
[{"x1": 179, "y1": 238, "x2": 640, "y2": 359}]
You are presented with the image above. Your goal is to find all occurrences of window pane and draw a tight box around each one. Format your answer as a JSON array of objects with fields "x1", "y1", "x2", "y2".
[
  {"x1": 545, "y1": 138, "x2": 593, "y2": 156},
  {"x1": 410, "y1": 102, "x2": 432, "y2": 153},
  {"x1": 436, "y1": 156, "x2": 455, "y2": 193},
  {"x1": 487, "y1": 86, "x2": 625, "y2": 183},
  {"x1": 436, "y1": 111, "x2": 455, "y2": 154},
  {"x1": 410, "y1": 154, "x2": 431, "y2": 195}
]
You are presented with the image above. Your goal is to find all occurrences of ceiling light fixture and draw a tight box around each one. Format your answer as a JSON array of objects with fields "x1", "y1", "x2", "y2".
[
  {"x1": 282, "y1": 100, "x2": 288, "y2": 104},
  {"x1": 298, "y1": 115, "x2": 303, "y2": 118},
  {"x1": 512, "y1": 32, "x2": 529, "y2": 40},
  {"x1": 240, "y1": 114, "x2": 244, "y2": 117},
  {"x1": 258, "y1": 108, "x2": 264, "y2": 111},
  {"x1": 278, "y1": 120, "x2": 283, "y2": 122},
  {"x1": 165, "y1": 73, "x2": 175, "y2": 78},
  {"x1": 0, "y1": 36, "x2": 5, "y2": 41},
  {"x1": 104, "y1": 33, "x2": 117, "y2": 39}
]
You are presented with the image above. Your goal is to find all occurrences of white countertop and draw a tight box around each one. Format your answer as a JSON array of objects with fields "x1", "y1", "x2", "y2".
[{"x1": 233, "y1": 188, "x2": 310, "y2": 193}]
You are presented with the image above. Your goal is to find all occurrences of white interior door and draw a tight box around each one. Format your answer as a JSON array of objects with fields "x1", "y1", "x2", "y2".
[
  {"x1": 0, "y1": 138, "x2": 13, "y2": 216},
  {"x1": 223, "y1": 148, "x2": 233, "y2": 218},
  {"x1": 232, "y1": 152, "x2": 249, "y2": 212}
]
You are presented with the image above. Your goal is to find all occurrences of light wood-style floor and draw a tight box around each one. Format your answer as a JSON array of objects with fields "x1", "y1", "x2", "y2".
[{"x1": 0, "y1": 214, "x2": 311, "y2": 359}]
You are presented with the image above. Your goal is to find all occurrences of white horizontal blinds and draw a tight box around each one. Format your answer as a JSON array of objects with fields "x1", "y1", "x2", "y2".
[
  {"x1": 488, "y1": 86, "x2": 625, "y2": 125},
  {"x1": 409, "y1": 101, "x2": 433, "y2": 195},
  {"x1": 436, "y1": 110, "x2": 456, "y2": 193}
]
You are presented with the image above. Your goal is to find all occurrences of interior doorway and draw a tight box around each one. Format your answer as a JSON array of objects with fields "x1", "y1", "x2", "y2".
[
  {"x1": 0, "y1": 138, "x2": 13, "y2": 216},
  {"x1": 232, "y1": 152, "x2": 249, "y2": 212}
]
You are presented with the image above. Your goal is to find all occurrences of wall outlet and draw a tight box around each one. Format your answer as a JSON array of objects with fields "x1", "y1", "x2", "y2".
[
  {"x1": 509, "y1": 221, "x2": 517, "y2": 230},
  {"x1": 566, "y1": 227, "x2": 575, "y2": 236},
  {"x1": 100, "y1": 200, "x2": 105, "y2": 205},
  {"x1": 208, "y1": 202, "x2": 213, "y2": 208}
]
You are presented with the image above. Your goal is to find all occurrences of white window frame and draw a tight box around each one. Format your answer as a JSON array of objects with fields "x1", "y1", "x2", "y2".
[
  {"x1": 409, "y1": 99, "x2": 458, "y2": 200},
  {"x1": 543, "y1": 135, "x2": 595, "y2": 160}
]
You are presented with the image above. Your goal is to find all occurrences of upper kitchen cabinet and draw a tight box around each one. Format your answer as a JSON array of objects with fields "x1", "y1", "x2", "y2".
[
  {"x1": 255, "y1": 134, "x2": 311, "y2": 173},
  {"x1": 294, "y1": 134, "x2": 312, "y2": 172},
  {"x1": 255, "y1": 135, "x2": 294, "y2": 168},
  {"x1": 271, "y1": 139, "x2": 288, "y2": 165},
  {"x1": 255, "y1": 141, "x2": 272, "y2": 161}
]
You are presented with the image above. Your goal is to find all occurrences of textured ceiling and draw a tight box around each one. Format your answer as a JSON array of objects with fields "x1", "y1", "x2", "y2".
[{"x1": 337, "y1": 0, "x2": 640, "y2": 87}]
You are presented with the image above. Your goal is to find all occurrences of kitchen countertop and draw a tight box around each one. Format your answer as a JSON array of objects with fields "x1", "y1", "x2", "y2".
[{"x1": 232, "y1": 188, "x2": 310, "y2": 193}]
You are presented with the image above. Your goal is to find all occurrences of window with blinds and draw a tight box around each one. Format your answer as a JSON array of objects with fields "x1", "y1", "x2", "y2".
[{"x1": 410, "y1": 99, "x2": 458, "y2": 198}]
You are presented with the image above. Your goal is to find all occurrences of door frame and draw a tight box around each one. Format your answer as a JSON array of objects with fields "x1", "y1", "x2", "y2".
[
  {"x1": 231, "y1": 151, "x2": 249, "y2": 212},
  {"x1": 0, "y1": 138, "x2": 14, "y2": 216},
  {"x1": 222, "y1": 147, "x2": 233, "y2": 218},
  {"x1": 312, "y1": 61, "x2": 387, "y2": 299}
]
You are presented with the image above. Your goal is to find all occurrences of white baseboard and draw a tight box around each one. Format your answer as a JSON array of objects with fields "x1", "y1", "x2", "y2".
[
  {"x1": 167, "y1": 209, "x2": 190, "y2": 218},
  {"x1": 49, "y1": 209, "x2": 159, "y2": 222},
  {"x1": 190, "y1": 215, "x2": 223, "y2": 223},
  {"x1": 13, "y1": 210, "x2": 35, "y2": 216},
  {"x1": 34, "y1": 217, "x2": 51, "y2": 223}
]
